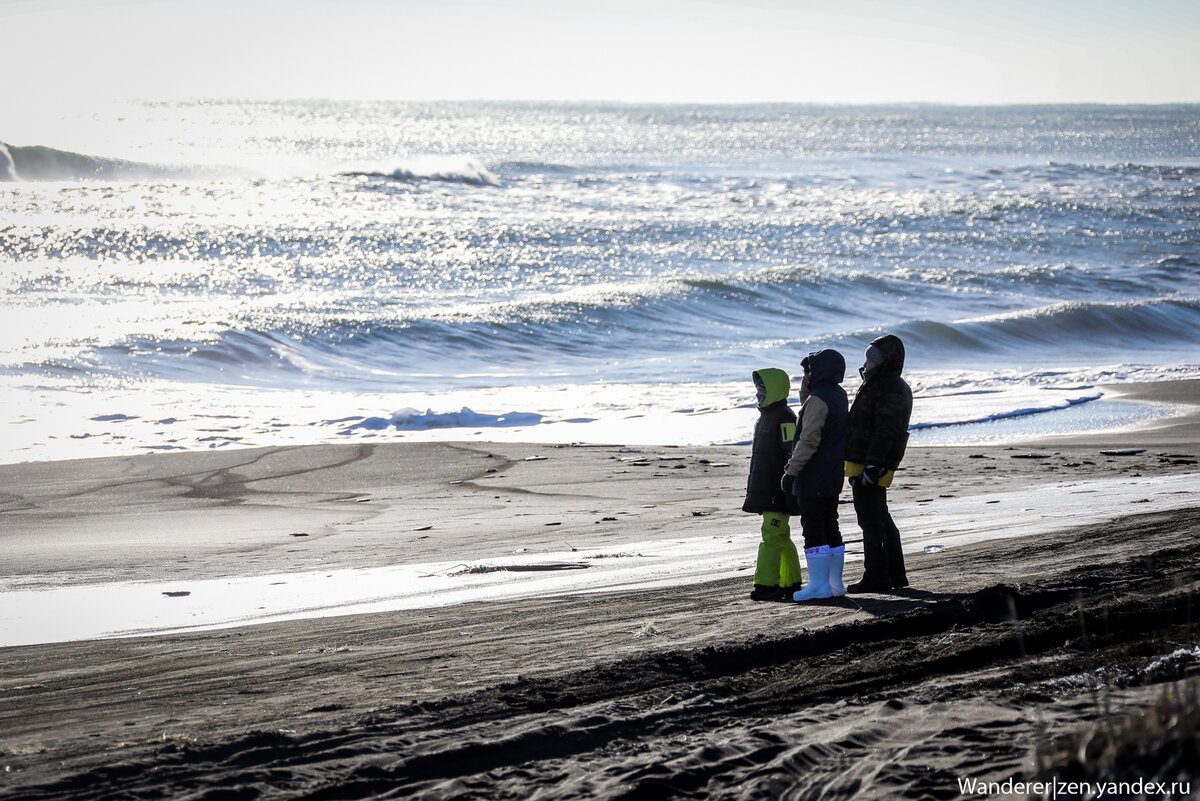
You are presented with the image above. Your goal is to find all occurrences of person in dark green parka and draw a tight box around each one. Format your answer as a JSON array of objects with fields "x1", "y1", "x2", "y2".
[
  {"x1": 844, "y1": 334, "x2": 914, "y2": 593},
  {"x1": 743, "y1": 368, "x2": 802, "y2": 601}
]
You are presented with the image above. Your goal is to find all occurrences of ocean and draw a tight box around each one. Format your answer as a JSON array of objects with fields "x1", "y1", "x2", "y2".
[{"x1": 2, "y1": 102, "x2": 1198, "y2": 461}]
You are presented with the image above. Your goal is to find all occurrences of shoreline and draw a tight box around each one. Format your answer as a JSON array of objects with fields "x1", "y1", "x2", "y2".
[
  {"x1": 1047, "y1": 378, "x2": 1200, "y2": 447},
  {"x1": 1, "y1": 379, "x2": 1197, "y2": 797},
  {"x1": 2, "y1": 374, "x2": 1195, "y2": 467},
  {"x1": 0, "y1": 381, "x2": 1195, "y2": 636},
  {"x1": 2, "y1": 468, "x2": 1197, "y2": 649},
  {"x1": 1, "y1": 380, "x2": 1197, "y2": 642}
]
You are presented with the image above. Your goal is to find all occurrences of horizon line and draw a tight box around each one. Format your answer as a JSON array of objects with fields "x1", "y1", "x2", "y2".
[{"x1": 122, "y1": 97, "x2": 1200, "y2": 108}]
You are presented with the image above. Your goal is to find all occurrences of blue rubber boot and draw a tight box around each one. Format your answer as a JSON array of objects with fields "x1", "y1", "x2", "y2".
[{"x1": 793, "y1": 547, "x2": 833, "y2": 601}]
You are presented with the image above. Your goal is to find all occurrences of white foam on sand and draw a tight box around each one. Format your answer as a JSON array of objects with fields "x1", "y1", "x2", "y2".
[
  {"x1": 1, "y1": 472, "x2": 1196, "y2": 648},
  {"x1": 0, "y1": 375, "x2": 1179, "y2": 465}
]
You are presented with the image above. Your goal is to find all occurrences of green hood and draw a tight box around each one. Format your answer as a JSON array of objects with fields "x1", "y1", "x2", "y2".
[{"x1": 753, "y1": 368, "x2": 791, "y2": 408}]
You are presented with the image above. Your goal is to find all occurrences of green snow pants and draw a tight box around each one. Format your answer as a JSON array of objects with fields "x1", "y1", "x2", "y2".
[{"x1": 753, "y1": 512, "x2": 801, "y2": 588}]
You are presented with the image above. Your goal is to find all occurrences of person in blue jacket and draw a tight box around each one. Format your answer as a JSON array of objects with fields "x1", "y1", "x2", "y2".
[
  {"x1": 743, "y1": 368, "x2": 802, "y2": 601},
  {"x1": 781, "y1": 349, "x2": 848, "y2": 601}
]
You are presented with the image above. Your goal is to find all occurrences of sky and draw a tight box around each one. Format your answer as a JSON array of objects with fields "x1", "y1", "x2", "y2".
[{"x1": 2, "y1": 0, "x2": 1199, "y2": 107}]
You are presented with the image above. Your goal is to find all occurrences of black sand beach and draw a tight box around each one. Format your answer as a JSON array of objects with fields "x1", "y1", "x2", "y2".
[{"x1": 1, "y1": 381, "x2": 1198, "y2": 799}]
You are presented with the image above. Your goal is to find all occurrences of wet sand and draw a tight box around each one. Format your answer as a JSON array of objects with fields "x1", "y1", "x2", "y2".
[{"x1": 1, "y1": 380, "x2": 1198, "y2": 799}]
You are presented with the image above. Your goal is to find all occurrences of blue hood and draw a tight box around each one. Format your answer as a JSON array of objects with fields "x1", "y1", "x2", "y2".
[{"x1": 805, "y1": 349, "x2": 846, "y2": 388}]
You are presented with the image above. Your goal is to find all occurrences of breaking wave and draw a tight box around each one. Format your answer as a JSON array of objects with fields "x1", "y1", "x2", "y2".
[
  {"x1": 1, "y1": 142, "x2": 188, "y2": 181},
  {"x1": 0, "y1": 144, "x2": 500, "y2": 187},
  {"x1": 343, "y1": 156, "x2": 500, "y2": 187},
  {"x1": 878, "y1": 299, "x2": 1200, "y2": 360},
  {"x1": 27, "y1": 294, "x2": 1200, "y2": 390},
  {"x1": 0, "y1": 143, "x2": 16, "y2": 181}
]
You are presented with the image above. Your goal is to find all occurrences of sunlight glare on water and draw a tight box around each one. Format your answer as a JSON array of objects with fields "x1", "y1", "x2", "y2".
[{"x1": 2, "y1": 102, "x2": 1198, "y2": 461}]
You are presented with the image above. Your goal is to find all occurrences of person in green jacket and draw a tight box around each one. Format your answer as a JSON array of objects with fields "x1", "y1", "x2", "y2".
[{"x1": 742, "y1": 368, "x2": 802, "y2": 601}]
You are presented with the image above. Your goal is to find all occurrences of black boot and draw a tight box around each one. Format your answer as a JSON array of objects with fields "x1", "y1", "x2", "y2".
[
  {"x1": 749, "y1": 584, "x2": 780, "y2": 601},
  {"x1": 846, "y1": 577, "x2": 891, "y2": 594}
]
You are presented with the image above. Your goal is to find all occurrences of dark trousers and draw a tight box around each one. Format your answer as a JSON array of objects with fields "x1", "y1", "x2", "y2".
[
  {"x1": 851, "y1": 481, "x2": 907, "y2": 587},
  {"x1": 797, "y1": 494, "x2": 843, "y2": 550}
]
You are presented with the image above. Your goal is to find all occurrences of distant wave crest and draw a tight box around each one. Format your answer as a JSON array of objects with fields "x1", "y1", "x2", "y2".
[
  {"x1": 345, "y1": 156, "x2": 500, "y2": 187},
  {"x1": 1, "y1": 142, "x2": 186, "y2": 181}
]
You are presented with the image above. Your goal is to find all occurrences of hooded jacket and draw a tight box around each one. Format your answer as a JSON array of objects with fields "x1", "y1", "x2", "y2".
[
  {"x1": 783, "y1": 349, "x2": 848, "y2": 498},
  {"x1": 742, "y1": 368, "x2": 800, "y2": 515},
  {"x1": 845, "y1": 334, "x2": 913, "y2": 474}
]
